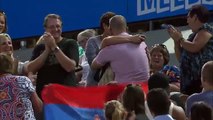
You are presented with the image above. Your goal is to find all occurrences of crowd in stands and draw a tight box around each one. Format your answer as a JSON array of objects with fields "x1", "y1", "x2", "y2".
[{"x1": 0, "y1": 4, "x2": 213, "y2": 120}]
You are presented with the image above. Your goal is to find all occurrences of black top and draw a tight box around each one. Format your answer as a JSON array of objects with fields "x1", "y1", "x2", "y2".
[{"x1": 31, "y1": 38, "x2": 79, "y2": 98}]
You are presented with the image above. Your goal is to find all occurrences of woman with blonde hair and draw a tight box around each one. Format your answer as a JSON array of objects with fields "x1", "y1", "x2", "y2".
[
  {"x1": 0, "y1": 11, "x2": 28, "y2": 75},
  {"x1": 0, "y1": 33, "x2": 29, "y2": 75},
  {"x1": 77, "y1": 29, "x2": 96, "y2": 86},
  {"x1": 0, "y1": 12, "x2": 36, "y2": 84},
  {"x1": 104, "y1": 100, "x2": 126, "y2": 120}
]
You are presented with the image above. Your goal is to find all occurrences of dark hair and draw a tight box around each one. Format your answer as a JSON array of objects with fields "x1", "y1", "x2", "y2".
[
  {"x1": 148, "y1": 73, "x2": 170, "y2": 94},
  {"x1": 190, "y1": 102, "x2": 213, "y2": 120},
  {"x1": 122, "y1": 84, "x2": 145, "y2": 115},
  {"x1": 147, "y1": 88, "x2": 171, "y2": 116},
  {"x1": 189, "y1": 4, "x2": 210, "y2": 23},
  {"x1": 43, "y1": 14, "x2": 62, "y2": 28},
  {"x1": 0, "y1": 10, "x2": 8, "y2": 33},
  {"x1": 150, "y1": 44, "x2": 170, "y2": 66},
  {"x1": 99, "y1": 12, "x2": 116, "y2": 33}
]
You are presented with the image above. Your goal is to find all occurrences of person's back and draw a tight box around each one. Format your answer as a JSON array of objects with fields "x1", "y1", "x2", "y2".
[
  {"x1": 92, "y1": 15, "x2": 149, "y2": 83},
  {"x1": 0, "y1": 53, "x2": 42, "y2": 120},
  {"x1": 0, "y1": 74, "x2": 36, "y2": 120},
  {"x1": 86, "y1": 12, "x2": 116, "y2": 86},
  {"x1": 99, "y1": 39, "x2": 149, "y2": 83},
  {"x1": 147, "y1": 88, "x2": 174, "y2": 120},
  {"x1": 186, "y1": 60, "x2": 213, "y2": 117},
  {"x1": 122, "y1": 84, "x2": 149, "y2": 120},
  {"x1": 105, "y1": 100, "x2": 126, "y2": 120},
  {"x1": 146, "y1": 73, "x2": 186, "y2": 120},
  {"x1": 186, "y1": 90, "x2": 213, "y2": 116}
]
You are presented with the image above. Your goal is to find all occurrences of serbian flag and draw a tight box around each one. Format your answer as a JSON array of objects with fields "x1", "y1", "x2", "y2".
[{"x1": 42, "y1": 82, "x2": 148, "y2": 120}]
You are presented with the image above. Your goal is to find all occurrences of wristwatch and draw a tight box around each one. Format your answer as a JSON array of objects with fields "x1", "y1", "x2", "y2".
[{"x1": 53, "y1": 46, "x2": 60, "y2": 53}]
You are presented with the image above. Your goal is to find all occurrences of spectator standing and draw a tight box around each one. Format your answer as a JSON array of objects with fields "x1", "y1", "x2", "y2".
[
  {"x1": 0, "y1": 53, "x2": 43, "y2": 120},
  {"x1": 185, "y1": 60, "x2": 213, "y2": 117},
  {"x1": 92, "y1": 15, "x2": 150, "y2": 83},
  {"x1": 76, "y1": 29, "x2": 96, "y2": 86},
  {"x1": 85, "y1": 12, "x2": 116, "y2": 86},
  {"x1": 28, "y1": 14, "x2": 79, "y2": 98},
  {"x1": 168, "y1": 4, "x2": 213, "y2": 95}
]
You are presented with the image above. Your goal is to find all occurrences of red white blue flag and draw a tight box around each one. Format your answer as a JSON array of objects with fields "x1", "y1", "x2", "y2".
[{"x1": 42, "y1": 82, "x2": 148, "y2": 120}]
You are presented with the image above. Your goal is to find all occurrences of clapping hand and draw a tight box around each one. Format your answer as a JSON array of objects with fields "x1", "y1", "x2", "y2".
[
  {"x1": 43, "y1": 32, "x2": 57, "y2": 51},
  {"x1": 167, "y1": 26, "x2": 183, "y2": 43}
]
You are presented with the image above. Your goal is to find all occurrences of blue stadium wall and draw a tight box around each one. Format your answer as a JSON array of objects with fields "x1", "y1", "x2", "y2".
[{"x1": 0, "y1": 0, "x2": 212, "y2": 39}]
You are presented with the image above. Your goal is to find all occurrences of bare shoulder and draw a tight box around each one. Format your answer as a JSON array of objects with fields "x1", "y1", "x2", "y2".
[
  {"x1": 196, "y1": 29, "x2": 212, "y2": 40},
  {"x1": 172, "y1": 105, "x2": 186, "y2": 120}
]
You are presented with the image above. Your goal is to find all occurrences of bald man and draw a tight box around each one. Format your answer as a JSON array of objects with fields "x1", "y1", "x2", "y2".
[
  {"x1": 185, "y1": 61, "x2": 213, "y2": 117},
  {"x1": 91, "y1": 15, "x2": 150, "y2": 84}
]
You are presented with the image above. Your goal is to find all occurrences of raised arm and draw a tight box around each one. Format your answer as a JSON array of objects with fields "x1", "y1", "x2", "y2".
[
  {"x1": 45, "y1": 33, "x2": 78, "y2": 72},
  {"x1": 179, "y1": 30, "x2": 211, "y2": 53},
  {"x1": 174, "y1": 40, "x2": 181, "y2": 61},
  {"x1": 27, "y1": 44, "x2": 50, "y2": 74},
  {"x1": 168, "y1": 27, "x2": 211, "y2": 53}
]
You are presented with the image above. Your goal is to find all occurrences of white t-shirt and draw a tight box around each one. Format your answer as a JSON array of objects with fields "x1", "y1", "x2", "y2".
[{"x1": 17, "y1": 61, "x2": 29, "y2": 74}]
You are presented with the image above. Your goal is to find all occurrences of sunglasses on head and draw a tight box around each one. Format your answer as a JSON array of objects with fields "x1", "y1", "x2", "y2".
[
  {"x1": 0, "y1": 10, "x2": 6, "y2": 15},
  {"x1": 0, "y1": 33, "x2": 11, "y2": 40},
  {"x1": 152, "y1": 44, "x2": 167, "y2": 49},
  {"x1": 126, "y1": 83, "x2": 141, "y2": 88}
]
